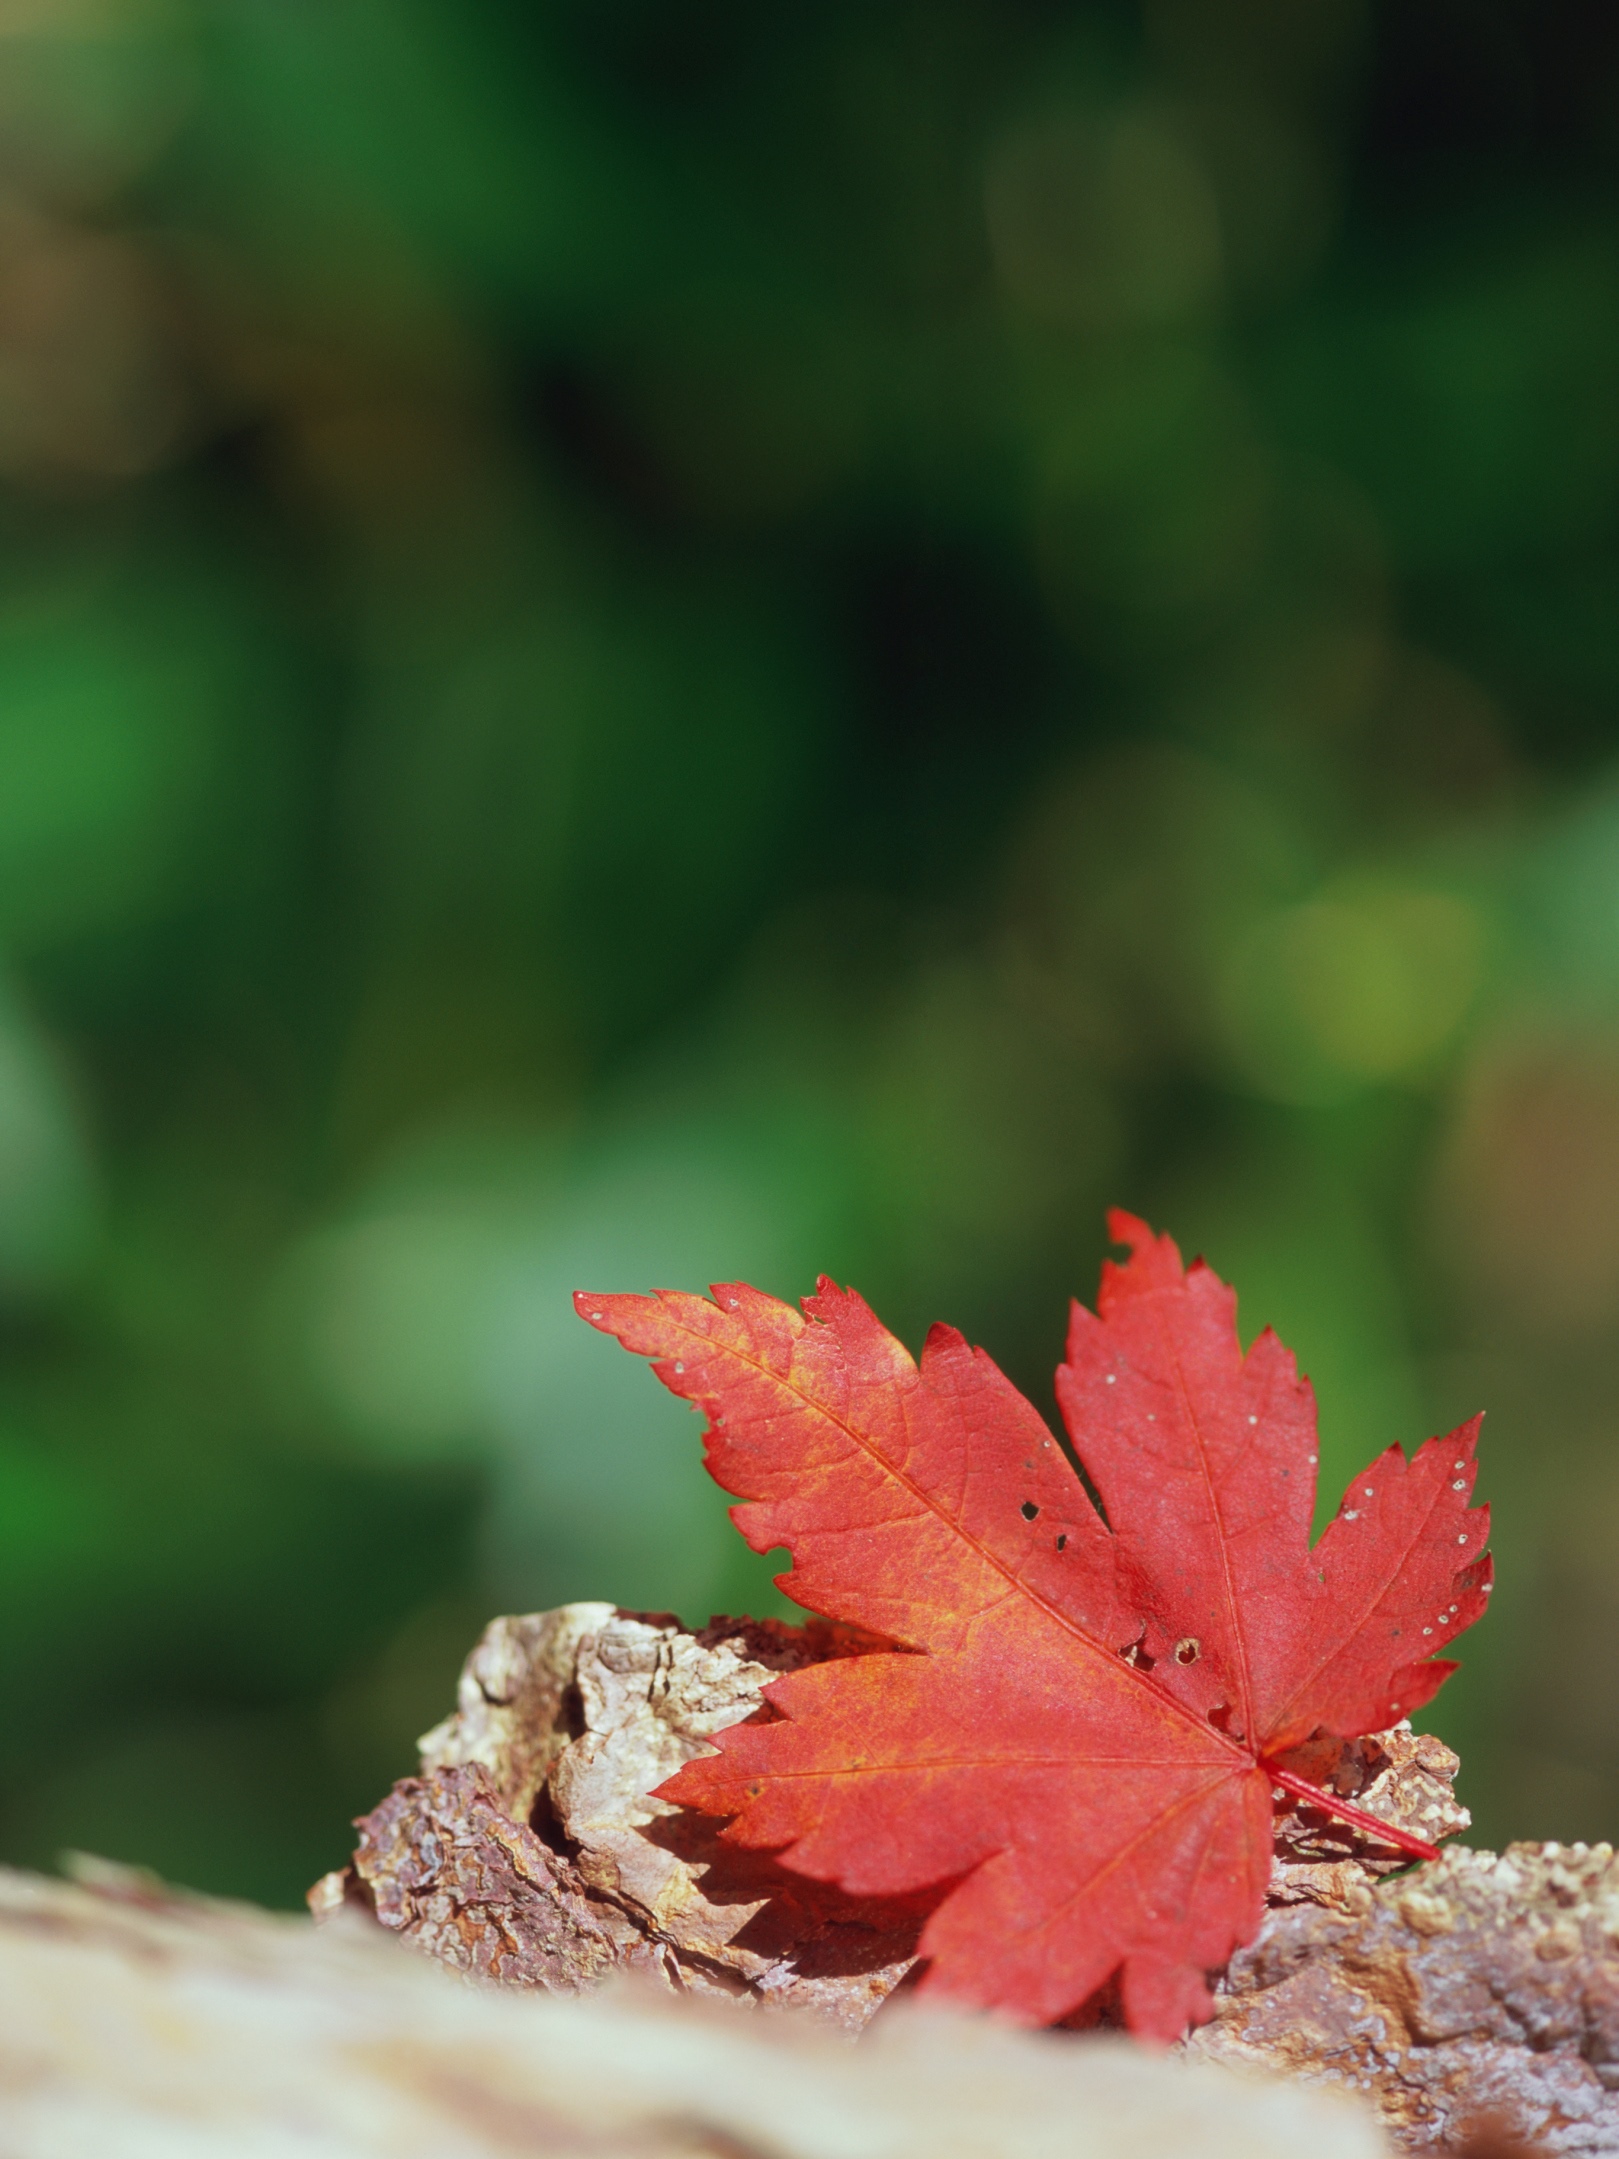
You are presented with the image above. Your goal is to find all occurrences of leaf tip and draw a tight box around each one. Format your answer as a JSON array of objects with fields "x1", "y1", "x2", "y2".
[
  {"x1": 1104, "y1": 1206, "x2": 1156, "y2": 1253},
  {"x1": 1101, "y1": 1210, "x2": 1185, "y2": 1299}
]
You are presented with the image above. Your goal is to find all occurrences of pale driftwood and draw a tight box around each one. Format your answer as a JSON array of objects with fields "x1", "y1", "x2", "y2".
[
  {"x1": 317, "y1": 1604, "x2": 1619, "y2": 2156},
  {"x1": 0, "y1": 1857, "x2": 1382, "y2": 2159}
]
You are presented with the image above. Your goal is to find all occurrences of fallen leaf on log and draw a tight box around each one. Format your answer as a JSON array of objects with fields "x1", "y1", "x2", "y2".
[
  {"x1": 0, "y1": 1856, "x2": 1383, "y2": 2159},
  {"x1": 319, "y1": 1603, "x2": 1619, "y2": 2155},
  {"x1": 574, "y1": 1231, "x2": 1491, "y2": 2035}
]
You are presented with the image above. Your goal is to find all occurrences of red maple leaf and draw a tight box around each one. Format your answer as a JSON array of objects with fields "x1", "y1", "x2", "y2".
[{"x1": 575, "y1": 1212, "x2": 1490, "y2": 2039}]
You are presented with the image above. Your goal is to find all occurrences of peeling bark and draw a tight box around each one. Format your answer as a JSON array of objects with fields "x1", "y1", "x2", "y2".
[
  {"x1": 316, "y1": 1604, "x2": 1619, "y2": 2156},
  {"x1": 322, "y1": 1607, "x2": 926, "y2": 2030}
]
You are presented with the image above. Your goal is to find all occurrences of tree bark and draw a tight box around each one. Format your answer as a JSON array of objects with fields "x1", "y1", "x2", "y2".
[{"x1": 314, "y1": 1604, "x2": 1619, "y2": 2158}]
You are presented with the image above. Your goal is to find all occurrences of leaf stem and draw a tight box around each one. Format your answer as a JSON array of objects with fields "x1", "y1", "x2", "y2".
[{"x1": 1263, "y1": 1765, "x2": 1441, "y2": 1863}]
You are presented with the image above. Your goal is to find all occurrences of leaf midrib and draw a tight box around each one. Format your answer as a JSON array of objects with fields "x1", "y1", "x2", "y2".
[
  {"x1": 1148, "y1": 1294, "x2": 1256, "y2": 1743},
  {"x1": 665, "y1": 1301, "x2": 1249, "y2": 1768}
]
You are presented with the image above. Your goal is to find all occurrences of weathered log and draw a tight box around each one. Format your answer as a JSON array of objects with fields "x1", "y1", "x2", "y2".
[
  {"x1": 1189, "y1": 1839, "x2": 1619, "y2": 2156},
  {"x1": 324, "y1": 1605, "x2": 929, "y2": 2029},
  {"x1": 316, "y1": 1603, "x2": 1619, "y2": 2156},
  {"x1": 0, "y1": 1854, "x2": 1381, "y2": 2158}
]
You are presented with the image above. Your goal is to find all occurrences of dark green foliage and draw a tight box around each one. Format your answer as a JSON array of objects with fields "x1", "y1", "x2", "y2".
[{"x1": 0, "y1": 0, "x2": 1616, "y2": 1899}]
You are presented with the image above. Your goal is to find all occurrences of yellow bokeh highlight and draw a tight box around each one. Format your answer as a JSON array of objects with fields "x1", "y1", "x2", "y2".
[{"x1": 1221, "y1": 881, "x2": 1486, "y2": 1103}]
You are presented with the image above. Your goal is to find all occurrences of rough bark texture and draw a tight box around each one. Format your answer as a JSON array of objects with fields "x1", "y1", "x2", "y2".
[
  {"x1": 316, "y1": 1604, "x2": 1619, "y2": 2157},
  {"x1": 323, "y1": 1605, "x2": 930, "y2": 2029},
  {"x1": 1189, "y1": 1839, "x2": 1619, "y2": 2158},
  {"x1": 0, "y1": 1856, "x2": 1382, "y2": 2159}
]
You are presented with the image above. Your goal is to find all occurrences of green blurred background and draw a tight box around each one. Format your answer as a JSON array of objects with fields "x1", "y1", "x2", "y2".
[{"x1": 0, "y1": 0, "x2": 1614, "y2": 1904}]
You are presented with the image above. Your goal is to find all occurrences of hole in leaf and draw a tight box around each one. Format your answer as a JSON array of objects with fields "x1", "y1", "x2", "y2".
[
  {"x1": 1020, "y1": 1500, "x2": 1040, "y2": 1521},
  {"x1": 1056, "y1": 1533, "x2": 1068, "y2": 1551},
  {"x1": 1174, "y1": 1637, "x2": 1200, "y2": 1664}
]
